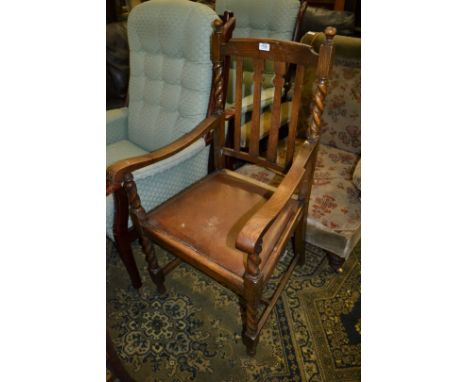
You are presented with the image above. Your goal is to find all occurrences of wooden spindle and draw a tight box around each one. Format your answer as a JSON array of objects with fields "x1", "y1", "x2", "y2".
[
  {"x1": 266, "y1": 61, "x2": 286, "y2": 162},
  {"x1": 248, "y1": 58, "x2": 265, "y2": 156}
]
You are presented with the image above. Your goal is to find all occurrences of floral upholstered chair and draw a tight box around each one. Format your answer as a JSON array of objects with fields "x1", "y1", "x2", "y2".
[
  {"x1": 237, "y1": 31, "x2": 361, "y2": 271},
  {"x1": 106, "y1": 0, "x2": 223, "y2": 288}
]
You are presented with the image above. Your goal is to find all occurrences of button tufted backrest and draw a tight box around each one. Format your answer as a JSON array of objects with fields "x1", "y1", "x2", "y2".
[
  {"x1": 216, "y1": 0, "x2": 300, "y2": 104},
  {"x1": 127, "y1": 0, "x2": 219, "y2": 152},
  {"x1": 215, "y1": 0, "x2": 300, "y2": 40}
]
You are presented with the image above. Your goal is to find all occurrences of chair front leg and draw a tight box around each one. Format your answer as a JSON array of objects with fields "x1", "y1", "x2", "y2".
[
  {"x1": 242, "y1": 246, "x2": 263, "y2": 356},
  {"x1": 113, "y1": 187, "x2": 142, "y2": 289},
  {"x1": 123, "y1": 173, "x2": 166, "y2": 294}
]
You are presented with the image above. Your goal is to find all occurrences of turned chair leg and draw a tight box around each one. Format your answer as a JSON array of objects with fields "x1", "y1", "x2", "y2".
[
  {"x1": 241, "y1": 276, "x2": 261, "y2": 356},
  {"x1": 242, "y1": 299, "x2": 260, "y2": 356},
  {"x1": 123, "y1": 172, "x2": 167, "y2": 294},
  {"x1": 139, "y1": 234, "x2": 167, "y2": 294},
  {"x1": 113, "y1": 187, "x2": 142, "y2": 289},
  {"x1": 326, "y1": 252, "x2": 345, "y2": 273}
]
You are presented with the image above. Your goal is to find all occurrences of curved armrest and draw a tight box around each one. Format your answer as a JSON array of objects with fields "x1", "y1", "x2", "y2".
[
  {"x1": 107, "y1": 114, "x2": 222, "y2": 186},
  {"x1": 235, "y1": 140, "x2": 317, "y2": 254}
]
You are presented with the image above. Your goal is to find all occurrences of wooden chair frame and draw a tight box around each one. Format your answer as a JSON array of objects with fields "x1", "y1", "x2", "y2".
[{"x1": 108, "y1": 22, "x2": 335, "y2": 355}]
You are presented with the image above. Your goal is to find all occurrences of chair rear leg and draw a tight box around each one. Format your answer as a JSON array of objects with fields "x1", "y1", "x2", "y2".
[
  {"x1": 114, "y1": 234, "x2": 142, "y2": 289},
  {"x1": 293, "y1": 217, "x2": 307, "y2": 266},
  {"x1": 113, "y1": 188, "x2": 142, "y2": 289},
  {"x1": 326, "y1": 251, "x2": 345, "y2": 273}
]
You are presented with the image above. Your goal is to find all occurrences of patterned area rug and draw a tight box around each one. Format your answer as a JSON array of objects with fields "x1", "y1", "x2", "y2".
[{"x1": 107, "y1": 240, "x2": 360, "y2": 381}]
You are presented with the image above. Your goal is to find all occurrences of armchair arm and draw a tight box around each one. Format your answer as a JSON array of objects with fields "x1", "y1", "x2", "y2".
[
  {"x1": 107, "y1": 114, "x2": 223, "y2": 187},
  {"x1": 106, "y1": 107, "x2": 128, "y2": 145},
  {"x1": 235, "y1": 140, "x2": 318, "y2": 254}
]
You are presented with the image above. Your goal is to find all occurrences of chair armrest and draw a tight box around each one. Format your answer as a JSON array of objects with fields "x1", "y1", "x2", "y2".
[
  {"x1": 107, "y1": 114, "x2": 223, "y2": 186},
  {"x1": 106, "y1": 108, "x2": 128, "y2": 145},
  {"x1": 235, "y1": 140, "x2": 317, "y2": 254}
]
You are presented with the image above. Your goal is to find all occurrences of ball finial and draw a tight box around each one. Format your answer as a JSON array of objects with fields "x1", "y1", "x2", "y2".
[{"x1": 324, "y1": 26, "x2": 337, "y2": 40}]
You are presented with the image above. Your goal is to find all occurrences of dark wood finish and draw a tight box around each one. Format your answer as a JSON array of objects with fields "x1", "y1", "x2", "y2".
[
  {"x1": 112, "y1": 187, "x2": 141, "y2": 289},
  {"x1": 327, "y1": 251, "x2": 346, "y2": 273},
  {"x1": 221, "y1": 38, "x2": 319, "y2": 67},
  {"x1": 107, "y1": 15, "x2": 236, "y2": 289},
  {"x1": 122, "y1": 27, "x2": 336, "y2": 355}
]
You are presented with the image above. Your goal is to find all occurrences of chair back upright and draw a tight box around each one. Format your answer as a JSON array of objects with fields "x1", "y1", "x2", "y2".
[{"x1": 126, "y1": 0, "x2": 219, "y2": 152}]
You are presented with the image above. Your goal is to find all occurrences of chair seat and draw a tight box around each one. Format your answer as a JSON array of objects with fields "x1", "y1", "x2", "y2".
[
  {"x1": 107, "y1": 139, "x2": 148, "y2": 167},
  {"x1": 314, "y1": 144, "x2": 359, "y2": 180},
  {"x1": 141, "y1": 171, "x2": 301, "y2": 292}
]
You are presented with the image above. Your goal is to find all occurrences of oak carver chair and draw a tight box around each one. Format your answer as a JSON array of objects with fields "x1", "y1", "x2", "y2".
[
  {"x1": 106, "y1": 0, "x2": 235, "y2": 289},
  {"x1": 108, "y1": 25, "x2": 336, "y2": 355}
]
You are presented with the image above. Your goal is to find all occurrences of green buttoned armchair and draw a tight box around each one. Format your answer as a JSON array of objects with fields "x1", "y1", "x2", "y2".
[{"x1": 106, "y1": 0, "x2": 222, "y2": 288}]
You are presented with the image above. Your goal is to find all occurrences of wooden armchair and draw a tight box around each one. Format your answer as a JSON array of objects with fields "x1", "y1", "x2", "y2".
[{"x1": 108, "y1": 25, "x2": 336, "y2": 356}]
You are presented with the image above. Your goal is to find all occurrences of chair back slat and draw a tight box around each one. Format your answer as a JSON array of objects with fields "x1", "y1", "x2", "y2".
[
  {"x1": 233, "y1": 56, "x2": 244, "y2": 151},
  {"x1": 266, "y1": 61, "x2": 287, "y2": 162},
  {"x1": 285, "y1": 64, "x2": 305, "y2": 168},
  {"x1": 248, "y1": 59, "x2": 265, "y2": 156}
]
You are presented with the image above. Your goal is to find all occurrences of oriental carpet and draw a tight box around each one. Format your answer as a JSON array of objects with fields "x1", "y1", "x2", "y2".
[{"x1": 107, "y1": 240, "x2": 360, "y2": 381}]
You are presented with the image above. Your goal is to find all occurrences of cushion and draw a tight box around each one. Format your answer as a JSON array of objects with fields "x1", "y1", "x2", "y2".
[
  {"x1": 106, "y1": 139, "x2": 148, "y2": 166},
  {"x1": 307, "y1": 177, "x2": 360, "y2": 234},
  {"x1": 314, "y1": 144, "x2": 359, "y2": 181},
  {"x1": 106, "y1": 107, "x2": 129, "y2": 145}
]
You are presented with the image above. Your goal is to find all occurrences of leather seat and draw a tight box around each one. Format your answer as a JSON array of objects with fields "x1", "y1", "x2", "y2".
[{"x1": 142, "y1": 171, "x2": 300, "y2": 293}]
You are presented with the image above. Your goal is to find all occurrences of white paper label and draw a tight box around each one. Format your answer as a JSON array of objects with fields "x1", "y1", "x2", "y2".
[{"x1": 259, "y1": 42, "x2": 270, "y2": 51}]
